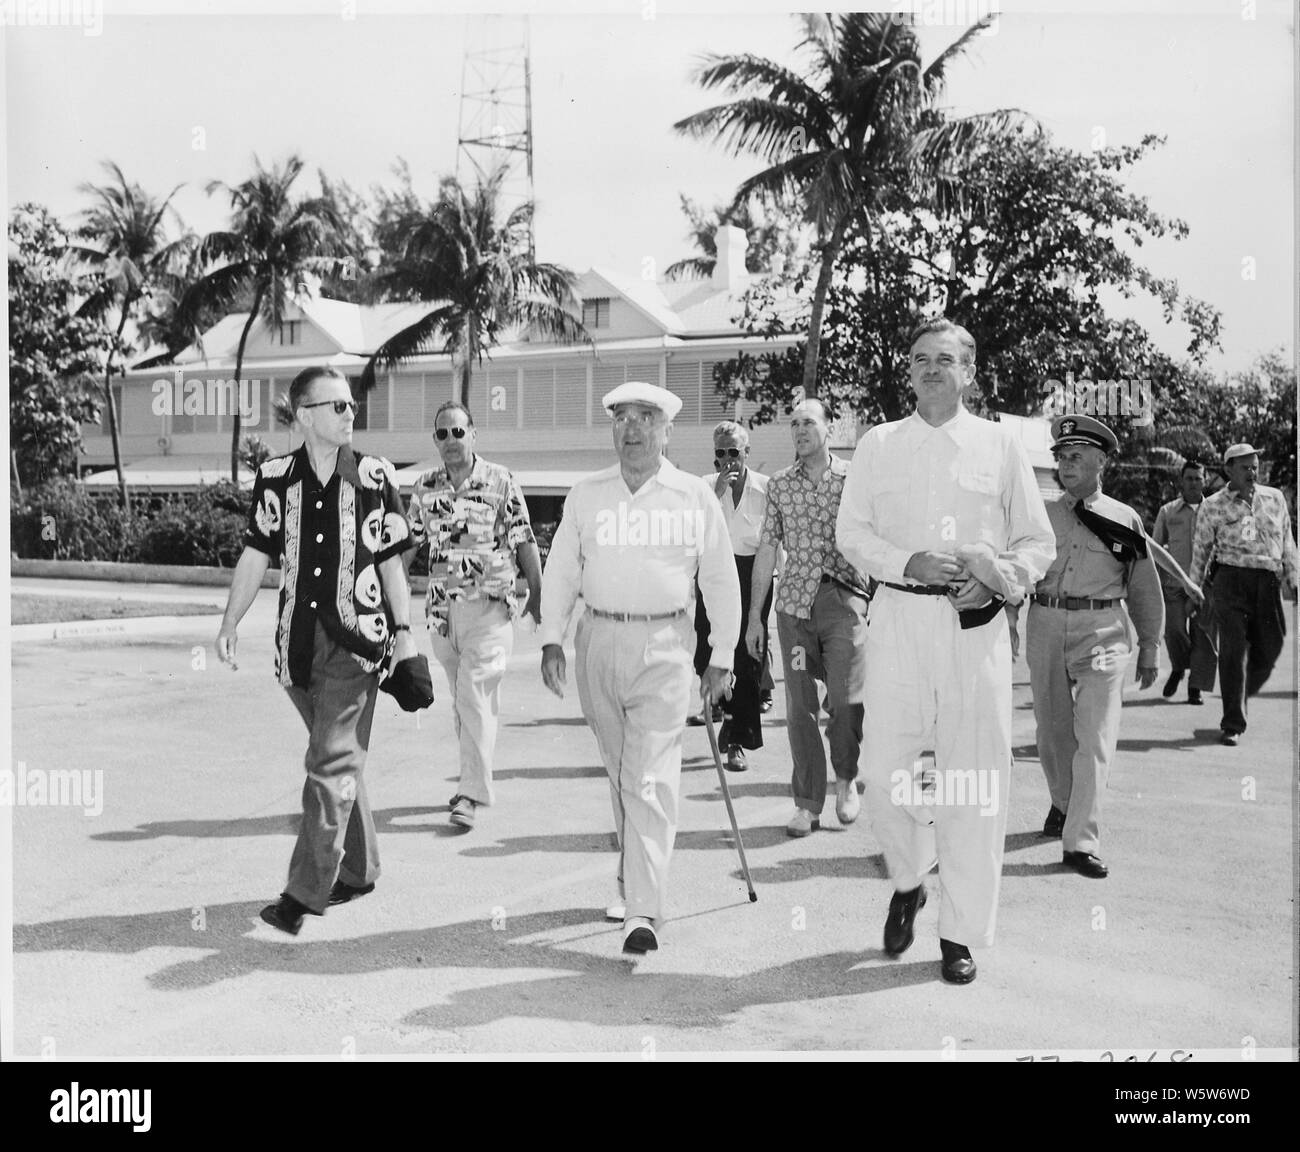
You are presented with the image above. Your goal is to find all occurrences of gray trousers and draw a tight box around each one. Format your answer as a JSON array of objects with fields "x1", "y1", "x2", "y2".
[
  {"x1": 282, "y1": 622, "x2": 381, "y2": 914},
  {"x1": 776, "y1": 580, "x2": 868, "y2": 816}
]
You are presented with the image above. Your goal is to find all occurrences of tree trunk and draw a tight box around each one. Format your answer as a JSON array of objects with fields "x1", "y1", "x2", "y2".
[
  {"x1": 801, "y1": 214, "x2": 852, "y2": 401},
  {"x1": 105, "y1": 308, "x2": 131, "y2": 512},
  {"x1": 458, "y1": 314, "x2": 477, "y2": 408},
  {"x1": 230, "y1": 288, "x2": 263, "y2": 482}
]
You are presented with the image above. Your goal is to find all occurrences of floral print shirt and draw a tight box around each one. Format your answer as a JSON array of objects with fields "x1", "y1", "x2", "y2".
[{"x1": 405, "y1": 455, "x2": 536, "y2": 637}]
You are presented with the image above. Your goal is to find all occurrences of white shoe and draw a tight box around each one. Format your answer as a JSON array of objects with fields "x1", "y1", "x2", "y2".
[
  {"x1": 836, "y1": 779, "x2": 861, "y2": 824},
  {"x1": 605, "y1": 899, "x2": 626, "y2": 922},
  {"x1": 622, "y1": 916, "x2": 658, "y2": 954},
  {"x1": 786, "y1": 808, "x2": 820, "y2": 837}
]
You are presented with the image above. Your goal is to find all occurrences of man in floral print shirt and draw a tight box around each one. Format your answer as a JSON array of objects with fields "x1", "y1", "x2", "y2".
[
  {"x1": 217, "y1": 366, "x2": 417, "y2": 935},
  {"x1": 745, "y1": 397, "x2": 873, "y2": 839},
  {"x1": 405, "y1": 400, "x2": 543, "y2": 829}
]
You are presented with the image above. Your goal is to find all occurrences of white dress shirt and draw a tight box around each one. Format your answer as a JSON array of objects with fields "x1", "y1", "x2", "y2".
[
  {"x1": 541, "y1": 458, "x2": 742, "y2": 669},
  {"x1": 836, "y1": 407, "x2": 1055, "y2": 598},
  {"x1": 700, "y1": 467, "x2": 769, "y2": 556}
]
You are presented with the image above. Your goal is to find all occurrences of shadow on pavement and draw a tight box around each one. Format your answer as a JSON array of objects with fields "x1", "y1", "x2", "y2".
[
  {"x1": 458, "y1": 825, "x2": 791, "y2": 859},
  {"x1": 90, "y1": 805, "x2": 445, "y2": 842},
  {"x1": 1117, "y1": 730, "x2": 1221, "y2": 752},
  {"x1": 683, "y1": 781, "x2": 790, "y2": 802},
  {"x1": 743, "y1": 853, "x2": 888, "y2": 884},
  {"x1": 493, "y1": 764, "x2": 608, "y2": 782},
  {"x1": 402, "y1": 947, "x2": 941, "y2": 1034},
  {"x1": 14, "y1": 902, "x2": 939, "y2": 1022},
  {"x1": 504, "y1": 717, "x2": 589, "y2": 728}
]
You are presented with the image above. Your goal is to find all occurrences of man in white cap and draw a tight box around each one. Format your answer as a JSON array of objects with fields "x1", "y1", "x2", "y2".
[
  {"x1": 836, "y1": 318, "x2": 1054, "y2": 985},
  {"x1": 1190, "y1": 444, "x2": 1298, "y2": 746},
  {"x1": 1027, "y1": 414, "x2": 1163, "y2": 880},
  {"x1": 539, "y1": 381, "x2": 741, "y2": 954}
]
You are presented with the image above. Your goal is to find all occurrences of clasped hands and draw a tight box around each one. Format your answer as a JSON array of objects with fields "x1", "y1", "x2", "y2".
[{"x1": 904, "y1": 550, "x2": 998, "y2": 611}]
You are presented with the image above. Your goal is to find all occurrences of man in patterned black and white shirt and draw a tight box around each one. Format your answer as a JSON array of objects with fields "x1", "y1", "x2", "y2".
[{"x1": 217, "y1": 366, "x2": 417, "y2": 934}]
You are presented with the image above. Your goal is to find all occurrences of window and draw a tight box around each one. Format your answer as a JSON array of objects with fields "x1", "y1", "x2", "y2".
[
  {"x1": 276, "y1": 320, "x2": 300, "y2": 346},
  {"x1": 582, "y1": 298, "x2": 610, "y2": 329}
]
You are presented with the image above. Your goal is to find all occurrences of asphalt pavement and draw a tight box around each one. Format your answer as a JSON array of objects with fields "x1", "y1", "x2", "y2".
[{"x1": 6, "y1": 582, "x2": 1297, "y2": 1058}]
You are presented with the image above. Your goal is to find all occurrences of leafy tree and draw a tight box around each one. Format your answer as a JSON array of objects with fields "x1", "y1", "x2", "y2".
[
  {"x1": 716, "y1": 129, "x2": 1223, "y2": 441},
  {"x1": 71, "y1": 161, "x2": 193, "y2": 507},
  {"x1": 675, "y1": 11, "x2": 1032, "y2": 397},
  {"x1": 360, "y1": 164, "x2": 587, "y2": 404},
  {"x1": 178, "y1": 155, "x2": 345, "y2": 480},
  {"x1": 8, "y1": 204, "x2": 111, "y2": 489}
]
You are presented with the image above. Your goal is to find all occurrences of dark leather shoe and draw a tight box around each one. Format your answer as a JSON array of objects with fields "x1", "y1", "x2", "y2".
[
  {"x1": 1062, "y1": 850, "x2": 1109, "y2": 878},
  {"x1": 1220, "y1": 731, "x2": 1239, "y2": 746},
  {"x1": 883, "y1": 884, "x2": 927, "y2": 956},
  {"x1": 1042, "y1": 805, "x2": 1065, "y2": 837},
  {"x1": 940, "y1": 938, "x2": 977, "y2": 984},
  {"x1": 328, "y1": 879, "x2": 376, "y2": 906},
  {"x1": 1162, "y1": 670, "x2": 1184, "y2": 698},
  {"x1": 1187, "y1": 689, "x2": 1203, "y2": 705},
  {"x1": 260, "y1": 894, "x2": 311, "y2": 935}
]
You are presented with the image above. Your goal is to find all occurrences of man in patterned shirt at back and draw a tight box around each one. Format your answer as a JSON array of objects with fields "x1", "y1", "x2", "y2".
[
  {"x1": 1189, "y1": 443, "x2": 1298, "y2": 746},
  {"x1": 746, "y1": 398, "x2": 872, "y2": 838},
  {"x1": 405, "y1": 400, "x2": 543, "y2": 828}
]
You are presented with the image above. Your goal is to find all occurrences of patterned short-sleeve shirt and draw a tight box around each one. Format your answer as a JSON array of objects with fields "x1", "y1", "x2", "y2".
[
  {"x1": 406, "y1": 455, "x2": 536, "y2": 636},
  {"x1": 243, "y1": 444, "x2": 414, "y2": 688},
  {"x1": 1190, "y1": 482, "x2": 1298, "y2": 589},
  {"x1": 760, "y1": 455, "x2": 871, "y2": 618}
]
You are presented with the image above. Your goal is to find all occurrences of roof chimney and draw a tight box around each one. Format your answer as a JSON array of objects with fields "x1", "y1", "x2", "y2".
[{"x1": 712, "y1": 225, "x2": 750, "y2": 292}]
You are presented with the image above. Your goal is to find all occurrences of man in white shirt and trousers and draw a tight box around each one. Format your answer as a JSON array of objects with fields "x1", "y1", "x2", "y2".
[
  {"x1": 837, "y1": 319, "x2": 1055, "y2": 984},
  {"x1": 540, "y1": 382, "x2": 741, "y2": 954}
]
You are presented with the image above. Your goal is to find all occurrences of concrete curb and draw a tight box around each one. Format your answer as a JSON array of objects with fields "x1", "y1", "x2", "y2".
[
  {"x1": 10, "y1": 558, "x2": 430, "y2": 593},
  {"x1": 11, "y1": 614, "x2": 225, "y2": 643}
]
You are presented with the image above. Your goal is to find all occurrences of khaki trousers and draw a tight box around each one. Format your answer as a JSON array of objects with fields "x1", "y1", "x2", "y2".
[
  {"x1": 575, "y1": 612, "x2": 693, "y2": 925},
  {"x1": 430, "y1": 598, "x2": 514, "y2": 806}
]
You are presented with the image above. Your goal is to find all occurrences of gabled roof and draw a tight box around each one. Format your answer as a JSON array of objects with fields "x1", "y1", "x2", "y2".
[{"x1": 583, "y1": 268, "x2": 685, "y2": 335}]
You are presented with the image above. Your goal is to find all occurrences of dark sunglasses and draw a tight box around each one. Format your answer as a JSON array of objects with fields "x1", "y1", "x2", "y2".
[
  {"x1": 714, "y1": 447, "x2": 744, "y2": 459},
  {"x1": 435, "y1": 426, "x2": 469, "y2": 441},
  {"x1": 302, "y1": 399, "x2": 358, "y2": 416}
]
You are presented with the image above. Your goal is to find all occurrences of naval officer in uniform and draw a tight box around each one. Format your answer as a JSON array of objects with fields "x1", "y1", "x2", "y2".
[
  {"x1": 1027, "y1": 415, "x2": 1164, "y2": 878},
  {"x1": 540, "y1": 381, "x2": 742, "y2": 954}
]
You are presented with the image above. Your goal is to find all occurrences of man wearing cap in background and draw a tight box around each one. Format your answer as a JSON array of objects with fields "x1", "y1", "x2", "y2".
[
  {"x1": 837, "y1": 318, "x2": 1054, "y2": 985},
  {"x1": 747, "y1": 398, "x2": 872, "y2": 838},
  {"x1": 217, "y1": 365, "x2": 418, "y2": 934},
  {"x1": 540, "y1": 381, "x2": 741, "y2": 954},
  {"x1": 1189, "y1": 444, "x2": 1298, "y2": 746},
  {"x1": 1028, "y1": 414, "x2": 1163, "y2": 880},
  {"x1": 404, "y1": 400, "x2": 542, "y2": 830},
  {"x1": 1152, "y1": 460, "x2": 1217, "y2": 706},
  {"x1": 694, "y1": 420, "x2": 771, "y2": 772}
]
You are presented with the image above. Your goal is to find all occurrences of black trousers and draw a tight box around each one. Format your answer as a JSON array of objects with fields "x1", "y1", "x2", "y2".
[
  {"x1": 694, "y1": 553, "x2": 772, "y2": 750},
  {"x1": 1210, "y1": 565, "x2": 1287, "y2": 735}
]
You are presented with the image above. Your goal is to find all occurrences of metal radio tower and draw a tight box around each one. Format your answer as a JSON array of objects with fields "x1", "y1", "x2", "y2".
[{"x1": 457, "y1": 15, "x2": 535, "y2": 260}]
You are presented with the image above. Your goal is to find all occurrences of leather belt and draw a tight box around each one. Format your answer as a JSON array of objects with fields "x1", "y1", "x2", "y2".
[
  {"x1": 820, "y1": 573, "x2": 870, "y2": 596},
  {"x1": 1032, "y1": 594, "x2": 1121, "y2": 610},
  {"x1": 587, "y1": 607, "x2": 687, "y2": 623},
  {"x1": 883, "y1": 582, "x2": 950, "y2": 597}
]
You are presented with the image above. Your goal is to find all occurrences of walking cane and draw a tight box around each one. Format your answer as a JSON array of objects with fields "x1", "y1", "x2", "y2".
[{"x1": 703, "y1": 703, "x2": 758, "y2": 902}]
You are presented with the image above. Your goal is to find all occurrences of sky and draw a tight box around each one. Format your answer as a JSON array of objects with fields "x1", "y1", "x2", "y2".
[{"x1": 3, "y1": 0, "x2": 1295, "y2": 375}]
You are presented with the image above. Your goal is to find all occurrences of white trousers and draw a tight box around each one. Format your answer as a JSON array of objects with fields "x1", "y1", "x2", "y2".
[
  {"x1": 575, "y1": 612, "x2": 693, "y2": 925},
  {"x1": 861, "y1": 589, "x2": 1013, "y2": 949},
  {"x1": 429, "y1": 598, "x2": 514, "y2": 806}
]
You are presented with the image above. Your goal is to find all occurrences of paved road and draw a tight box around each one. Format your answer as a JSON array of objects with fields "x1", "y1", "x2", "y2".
[{"x1": 7, "y1": 589, "x2": 1296, "y2": 1057}]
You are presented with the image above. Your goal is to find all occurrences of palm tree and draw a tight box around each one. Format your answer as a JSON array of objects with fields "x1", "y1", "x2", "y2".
[
  {"x1": 73, "y1": 161, "x2": 192, "y2": 509},
  {"x1": 674, "y1": 12, "x2": 1035, "y2": 398},
  {"x1": 361, "y1": 165, "x2": 587, "y2": 405},
  {"x1": 178, "y1": 155, "x2": 344, "y2": 480}
]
